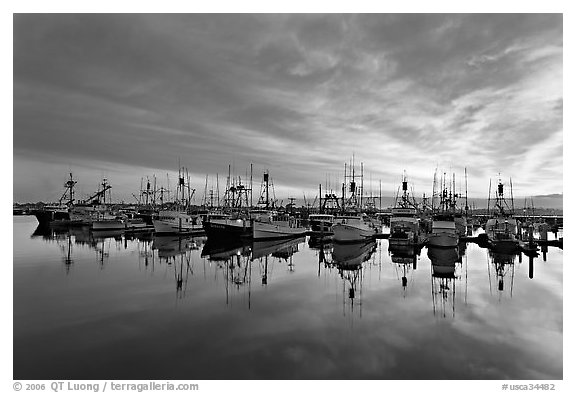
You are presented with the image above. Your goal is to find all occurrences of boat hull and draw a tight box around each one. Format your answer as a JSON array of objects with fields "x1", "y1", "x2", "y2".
[
  {"x1": 203, "y1": 219, "x2": 253, "y2": 239},
  {"x1": 332, "y1": 223, "x2": 377, "y2": 243},
  {"x1": 92, "y1": 220, "x2": 125, "y2": 231},
  {"x1": 253, "y1": 221, "x2": 307, "y2": 240},
  {"x1": 153, "y1": 219, "x2": 204, "y2": 235},
  {"x1": 31, "y1": 209, "x2": 71, "y2": 226},
  {"x1": 153, "y1": 211, "x2": 205, "y2": 236},
  {"x1": 125, "y1": 222, "x2": 154, "y2": 232}
]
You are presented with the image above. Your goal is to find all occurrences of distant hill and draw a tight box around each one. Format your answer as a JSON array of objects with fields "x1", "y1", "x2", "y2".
[{"x1": 525, "y1": 194, "x2": 563, "y2": 210}]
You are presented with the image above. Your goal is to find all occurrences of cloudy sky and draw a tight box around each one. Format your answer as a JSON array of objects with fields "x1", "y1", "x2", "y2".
[{"x1": 13, "y1": 14, "x2": 563, "y2": 203}]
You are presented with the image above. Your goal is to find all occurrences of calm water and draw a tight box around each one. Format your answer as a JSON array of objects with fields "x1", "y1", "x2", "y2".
[{"x1": 13, "y1": 215, "x2": 563, "y2": 380}]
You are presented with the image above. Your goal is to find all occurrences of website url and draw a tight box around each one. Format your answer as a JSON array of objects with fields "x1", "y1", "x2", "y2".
[{"x1": 109, "y1": 382, "x2": 199, "y2": 392}]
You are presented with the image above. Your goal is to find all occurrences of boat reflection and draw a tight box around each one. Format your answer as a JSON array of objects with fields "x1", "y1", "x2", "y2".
[
  {"x1": 152, "y1": 236, "x2": 203, "y2": 297},
  {"x1": 309, "y1": 236, "x2": 333, "y2": 276},
  {"x1": 487, "y1": 249, "x2": 518, "y2": 299},
  {"x1": 388, "y1": 243, "x2": 422, "y2": 296},
  {"x1": 428, "y1": 246, "x2": 460, "y2": 318},
  {"x1": 308, "y1": 235, "x2": 333, "y2": 250},
  {"x1": 330, "y1": 240, "x2": 377, "y2": 318},
  {"x1": 201, "y1": 239, "x2": 252, "y2": 262},
  {"x1": 252, "y1": 237, "x2": 304, "y2": 274},
  {"x1": 201, "y1": 237, "x2": 305, "y2": 307},
  {"x1": 31, "y1": 224, "x2": 69, "y2": 242}
]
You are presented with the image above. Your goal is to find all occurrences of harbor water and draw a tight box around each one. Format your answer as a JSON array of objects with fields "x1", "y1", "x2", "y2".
[{"x1": 13, "y1": 215, "x2": 562, "y2": 380}]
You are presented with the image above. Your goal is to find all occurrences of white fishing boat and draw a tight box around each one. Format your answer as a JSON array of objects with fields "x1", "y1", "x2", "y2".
[
  {"x1": 389, "y1": 174, "x2": 426, "y2": 246},
  {"x1": 152, "y1": 166, "x2": 204, "y2": 236},
  {"x1": 92, "y1": 213, "x2": 125, "y2": 231},
  {"x1": 331, "y1": 158, "x2": 380, "y2": 243},
  {"x1": 252, "y1": 211, "x2": 307, "y2": 240},
  {"x1": 332, "y1": 214, "x2": 379, "y2": 243},
  {"x1": 485, "y1": 177, "x2": 520, "y2": 251},
  {"x1": 486, "y1": 217, "x2": 520, "y2": 251},
  {"x1": 427, "y1": 170, "x2": 465, "y2": 247},
  {"x1": 153, "y1": 210, "x2": 204, "y2": 235},
  {"x1": 249, "y1": 171, "x2": 307, "y2": 240},
  {"x1": 123, "y1": 212, "x2": 153, "y2": 232}
]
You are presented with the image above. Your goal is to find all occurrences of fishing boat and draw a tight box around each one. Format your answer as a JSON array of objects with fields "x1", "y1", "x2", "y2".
[
  {"x1": 152, "y1": 166, "x2": 204, "y2": 236},
  {"x1": 31, "y1": 173, "x2": 80, "y2": 226},
  {"x1": 92, "y1": 212, "x2": 125, "y2": 231},
  {"x1": 124, "y1": 216, "x2": 152, "y2": 232},
  {"x1": 88, "y1": 179, "x2": 128, "y2": 231},
  {"x1": 252, "y1": 211, "x2": 307, "y2": 240},
  {"x1": 427, "y1": 170, "x2": 462, "y2": 248},
  {"x1": 332, "y1": 214, "x2": 379, "y2": 243},
  {"x1": 250, "y1": 171, "x2": 307, "y2": 240},
  {"x1": 69, "y1": 179, "x2": 114, "y2": 225},
  {"x1": 485, "y1": 176, "x2": 520, "y2": 252},
  {"x1": 389, "y1": 174, "x2": 426, "y2": 246},
  {"x1": 153, "y1": 210, "x2": 204, "y2": 235},
  {"x1": 202, "y1": 168, "x2": 254, "y2": 240},
  {"x1": 331, "y1": 158, "x2": 380, "y2": 243}
]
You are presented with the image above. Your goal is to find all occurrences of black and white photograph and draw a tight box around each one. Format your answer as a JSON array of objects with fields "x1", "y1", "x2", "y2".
[{"x1": 10, "y1": 6, "x2": 566, "y2": 388}]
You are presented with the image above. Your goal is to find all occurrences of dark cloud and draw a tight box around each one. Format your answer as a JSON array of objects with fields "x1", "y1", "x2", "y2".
[{"x1": 13, "y1": 14, "x2": 563, "y2": 202}]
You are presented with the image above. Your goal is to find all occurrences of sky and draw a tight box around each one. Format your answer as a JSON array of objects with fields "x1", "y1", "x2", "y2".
[{"x1": 12, "y1": 13, "x2": 563, "y2": 203}]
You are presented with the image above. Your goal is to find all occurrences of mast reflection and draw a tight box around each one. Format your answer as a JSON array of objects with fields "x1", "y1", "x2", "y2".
[{"x1": 153, "y1": 236, "x2": 201, "y2": 297}]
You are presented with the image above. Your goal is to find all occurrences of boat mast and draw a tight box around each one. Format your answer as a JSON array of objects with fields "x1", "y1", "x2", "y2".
[
  {"x1": 509, "y1": 178, "x2": 515, "y2": 215},
  {"x1": 360, "y1": 162, "x2": 364, "y2": 211},
  {"x1": 465, "y1": 167, "x2": 469, "y2": 217},
  {"x1": 265, "y1": 171, "x2": 269, "y2": 209},
  {"x1": 379, "y1": 179, "x2": 382, "y2": 211},
  {"x1": 319, "y1": 183, "x2": 322, "y2": 214},
  {"x1": 59, "y1": 172, "x2": 77, "y2": 206},
  {"x1": 487, "y1": 178, "x2": 492, "y2": 217}
]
